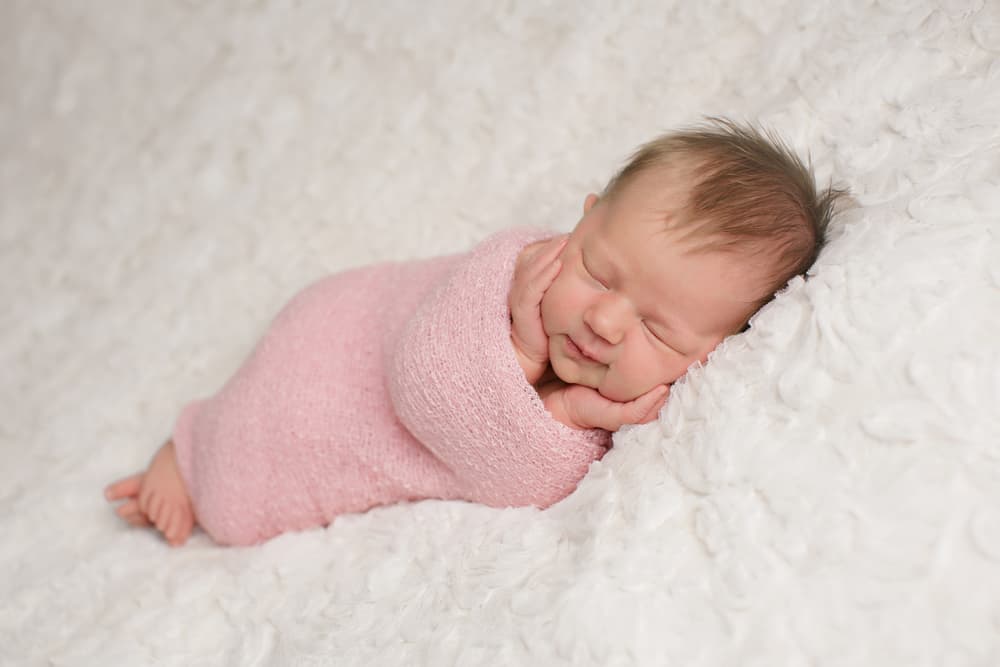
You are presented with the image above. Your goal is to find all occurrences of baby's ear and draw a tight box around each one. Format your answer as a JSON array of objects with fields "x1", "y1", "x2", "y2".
[{"x1": 583, "y1": 193, "x2": 599, "y2": 213}]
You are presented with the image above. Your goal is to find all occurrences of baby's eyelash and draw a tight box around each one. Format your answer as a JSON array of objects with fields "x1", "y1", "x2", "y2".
[
  {"x1": 643, "y1": 321, "x2": 679, "y2": 351},
  {"x1": 642, "y1": 320, "x2": 662, "y2": 341}
]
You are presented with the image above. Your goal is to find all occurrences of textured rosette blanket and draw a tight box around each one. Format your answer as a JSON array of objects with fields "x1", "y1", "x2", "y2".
[{"x1": 172, "y1": 228, "x2": 610, "y2": 545}]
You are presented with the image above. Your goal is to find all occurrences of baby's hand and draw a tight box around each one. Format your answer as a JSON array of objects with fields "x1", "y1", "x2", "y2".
[
  {"x1": 509, "y1": 235, "x2": 568, "y2": 385},
  {"x1": 541, "y1": 382, "x2": 669, "y2": 431}
]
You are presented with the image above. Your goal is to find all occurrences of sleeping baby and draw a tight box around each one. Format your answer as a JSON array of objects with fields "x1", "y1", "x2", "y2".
[{"x1": 105, "y1": 118, "x2": 842, "y2": 547}]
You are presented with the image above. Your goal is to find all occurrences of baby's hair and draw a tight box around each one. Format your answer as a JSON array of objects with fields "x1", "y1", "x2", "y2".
[{"x1": 603, "y1": 117, "x2": 847, "y2": 306}]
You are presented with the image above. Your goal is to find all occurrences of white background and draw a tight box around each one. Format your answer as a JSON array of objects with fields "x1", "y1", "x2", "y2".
[{"x1": 2, "y1": 1, "x2": 999, "y2": 664}]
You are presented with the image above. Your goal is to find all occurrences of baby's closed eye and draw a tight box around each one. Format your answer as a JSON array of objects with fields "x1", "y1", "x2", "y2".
[
  {"x1": 642, "y1": 321, "x2": 686, "y2": 354},
  {"x1": 642, "y1": 320, "x2": 667, "y2": 344},
  {"x1": 581, "y1": 254, "x2": 609, "y2": 290}
]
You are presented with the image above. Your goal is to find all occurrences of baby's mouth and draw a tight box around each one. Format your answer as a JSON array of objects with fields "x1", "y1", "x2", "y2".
[{"x1": 564, "y1": 336, "x2": 601, "y2": 364}]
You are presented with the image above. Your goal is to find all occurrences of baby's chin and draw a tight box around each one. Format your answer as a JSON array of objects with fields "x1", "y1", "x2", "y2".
[
  {"x1": 549, "y1": 353, "x2": 595, "y2": 388},
  {"x1": 595, "y1": 383, "x2": 648, "y2": 403}
]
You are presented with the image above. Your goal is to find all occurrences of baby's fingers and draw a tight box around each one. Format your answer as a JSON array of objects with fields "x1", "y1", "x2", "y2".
[
  {"x1": 509, "y1": 236, "x2": 568, "y2": 378},
  {"x1": 513, "y1": 258, "x2": 561, "y2": 310},
  {"x1": 564, "y1": 384, "x2": 669, "y2": 431},
  {"x1": 523, "y1": 234, "x2": 569, "y2": 272},
  {"x1": 629, "y1": 384, "x2": 670, "y2": 424},
  {"x1": 513, "y1": 236, "x2": 567, "y2": 295},
  {"x1": 537, "y1": 234, "x2": 569, "y2": 266},
  {"x1": 599, "y1": 384, "x2": 668, "y2": 429}
]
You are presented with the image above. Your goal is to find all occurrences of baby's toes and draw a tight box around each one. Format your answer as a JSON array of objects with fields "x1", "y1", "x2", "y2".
[
  {"x1": 165, "y1": 514, "x2": 190, "y2": 547},
  {"x1": 169, "y1": 507, "x2": 194, "y2": 546},
  {"x1": 161, "y1": 508, "x2": 180, "y2": 542},
  {"x1": 138, "y1": 487, "x2": 153, "y2": 516},
  {"x1": 115, "y1": 499, "x2": 151, "y2": 527},
  {"x1": 155, "y1": 504, "x2": 184, "y2": 545},
  {"x1": 105, "y1": 474, "x2": 143, "y2": 501},
  {"x1": 147, "y1": 494, "x2": 165, "y2": 524},
  {"x1": 115, "y1": 499, "x2": 138, "y2": 519},
  {"x1": 151, "y1": 500, "x2": 171, "y2": 532}
]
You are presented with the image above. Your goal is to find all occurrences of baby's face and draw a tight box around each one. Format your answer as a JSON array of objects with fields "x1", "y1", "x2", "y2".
[{"x1": 541, "y1": 170, "x2": 767, "y2": 402}]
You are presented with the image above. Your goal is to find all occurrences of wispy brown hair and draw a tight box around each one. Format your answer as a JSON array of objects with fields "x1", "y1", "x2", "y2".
[{"x1": 603, "y1": 117, "x2": 846, "y2": 305}]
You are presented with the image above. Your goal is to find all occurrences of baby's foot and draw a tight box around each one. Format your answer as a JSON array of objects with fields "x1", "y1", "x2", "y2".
[
  {"x1": 139, "y1": 441, "x2": 195, "y2": 546},
  {"x1": 105, "y1": 441, "x2": 195, "y2": 546},
  {"x1": 104, "y1": 474, "x2": 151, "y2": 527}
]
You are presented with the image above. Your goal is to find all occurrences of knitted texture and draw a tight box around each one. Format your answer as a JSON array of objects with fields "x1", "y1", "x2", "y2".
[{"x1": 172, "y1": 228, "x2": 610, "y2": 545}]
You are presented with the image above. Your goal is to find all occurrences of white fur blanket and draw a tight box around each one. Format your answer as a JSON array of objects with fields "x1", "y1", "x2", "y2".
[{"x1": 2, "y1": 1, "x2": 999, "y2": 664}]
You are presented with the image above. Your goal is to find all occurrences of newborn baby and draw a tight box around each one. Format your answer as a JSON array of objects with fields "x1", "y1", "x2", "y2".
[{"x1": 105, "y1": 118, "x2": 841, "y2": 547}]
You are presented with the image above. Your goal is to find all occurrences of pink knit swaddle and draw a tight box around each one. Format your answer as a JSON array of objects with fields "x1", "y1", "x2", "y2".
[{"x1": 173, "y1": 228, "x2": 610, "y2": 546}]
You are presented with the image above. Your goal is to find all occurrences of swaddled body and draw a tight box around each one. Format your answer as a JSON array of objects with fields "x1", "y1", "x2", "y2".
[
  {"x1": 173, "y1": 228, "x2": 609, "y2": 545},
  {"x1": 107, "y1": 119, "x2": 842, "y2": 548}
]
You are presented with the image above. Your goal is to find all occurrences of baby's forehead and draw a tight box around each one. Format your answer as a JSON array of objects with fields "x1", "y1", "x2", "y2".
[{"x1": 601, "y1": 215, "x2": 774, "y2": 299}]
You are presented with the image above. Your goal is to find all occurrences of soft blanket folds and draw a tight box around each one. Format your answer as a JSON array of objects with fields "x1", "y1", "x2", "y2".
[{"x1": 173, "y1": 228, "x2": 610, "y2": 545}]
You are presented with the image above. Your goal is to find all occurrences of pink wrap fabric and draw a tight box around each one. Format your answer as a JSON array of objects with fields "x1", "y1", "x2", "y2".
[{"x1": 172, "y1": 228, "x2": 611, "y2": 545}]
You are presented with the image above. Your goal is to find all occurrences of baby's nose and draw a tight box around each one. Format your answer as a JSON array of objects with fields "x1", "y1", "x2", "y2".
[{"x1": 583, "y1": 296, "x2": 630, "y2": 345}]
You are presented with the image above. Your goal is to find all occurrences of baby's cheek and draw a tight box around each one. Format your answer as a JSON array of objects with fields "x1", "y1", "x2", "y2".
[
  {"x1": 598, "y1": 367, "x2": 645, "y2": 402},
  {"x1": 605, "y1": 356, "x2": 665, "y2": 402}
]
